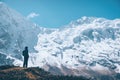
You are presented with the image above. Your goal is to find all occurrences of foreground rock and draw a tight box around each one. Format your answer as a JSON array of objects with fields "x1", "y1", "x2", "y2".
[{"x1": 0, "y1": 65, "x2": 90, "y2": 80}]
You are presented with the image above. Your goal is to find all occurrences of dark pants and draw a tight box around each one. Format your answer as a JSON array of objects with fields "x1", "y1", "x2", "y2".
[{"x1": 23, "y1": 57, "x2": 29, "y2": 68}]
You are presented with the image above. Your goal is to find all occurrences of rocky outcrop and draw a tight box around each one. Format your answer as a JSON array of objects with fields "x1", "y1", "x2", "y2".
[{"x1": 0, "y1": 65, "x2": 90, "y2": 80}]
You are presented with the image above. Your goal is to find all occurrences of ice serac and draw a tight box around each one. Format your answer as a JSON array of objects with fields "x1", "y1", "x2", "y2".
[
  {"x1": 32, "y1": 16, "x2": 120, "y2": 77},
  {"x1": 0, "y1": 2, "x2": 41, "y2": 65}
]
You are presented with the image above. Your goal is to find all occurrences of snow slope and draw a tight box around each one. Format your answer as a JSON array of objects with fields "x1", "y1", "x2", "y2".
[
  {"x1": 0, "y1": 2, "x2": 57, "y2": 66},
  {"x1": 29, "y1": 16, "x2": 120, "y2": 76},
  {"x1": 0, "y1": 2, "x2": 42, "y2": 65}
]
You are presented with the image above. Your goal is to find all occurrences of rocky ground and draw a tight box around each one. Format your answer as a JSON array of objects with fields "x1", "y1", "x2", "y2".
[{"x1": 0, "y1": 65, "x2": 90, "y2": 80}]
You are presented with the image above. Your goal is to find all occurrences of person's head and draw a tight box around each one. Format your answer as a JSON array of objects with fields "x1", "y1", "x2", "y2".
[{"x1": 25, "y1": 46, "x2": 28, "y2": 50}]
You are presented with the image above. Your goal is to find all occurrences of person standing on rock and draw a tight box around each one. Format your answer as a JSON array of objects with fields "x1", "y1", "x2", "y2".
[{"x1": 22, "y1": 46, "x2": 29, "y2": 68}]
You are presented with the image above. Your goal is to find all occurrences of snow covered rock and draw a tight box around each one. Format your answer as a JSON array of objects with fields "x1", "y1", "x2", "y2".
[
  {"x1": 32, "y1": 16, "x2": 120, "y2": 76},
  {"x1": 0, "y1": 2, "x2": 40, "y2": 65}
]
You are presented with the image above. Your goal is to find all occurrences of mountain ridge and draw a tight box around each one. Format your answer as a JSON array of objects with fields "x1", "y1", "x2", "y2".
[{"x1": 30, "y1": 14, "x2": 120, "y2": 77}]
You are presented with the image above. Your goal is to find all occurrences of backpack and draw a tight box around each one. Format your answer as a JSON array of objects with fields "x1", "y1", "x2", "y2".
[{"x1": 22, "y1": 50, "x2": 25, "y2": 56}]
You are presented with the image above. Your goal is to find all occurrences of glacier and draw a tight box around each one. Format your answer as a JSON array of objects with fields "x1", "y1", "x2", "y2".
[{"x1": 0, "y1": 2, "x2": 120, "y2": 79}]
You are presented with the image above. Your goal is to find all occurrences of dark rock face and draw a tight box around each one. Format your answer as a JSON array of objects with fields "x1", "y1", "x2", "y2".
[{"x1": 0, "y1": 65, "x2": 90, "y2": 80}]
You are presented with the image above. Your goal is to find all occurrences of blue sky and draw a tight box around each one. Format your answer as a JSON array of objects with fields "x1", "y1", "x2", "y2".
[{"x1": 2, "y1": 0, "x2": 120, "y2": 28}]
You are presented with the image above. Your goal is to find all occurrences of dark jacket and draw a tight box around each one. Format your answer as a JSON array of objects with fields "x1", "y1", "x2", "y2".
[{"x1": 22, "y1": 49, "x2": 29, "y2": 58}]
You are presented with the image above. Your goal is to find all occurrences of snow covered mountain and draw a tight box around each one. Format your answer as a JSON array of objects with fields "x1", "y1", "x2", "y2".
[
  {"x1": 1, "y1": 2, "x2": 120, "y2": 79},
  {"x1": 0, "y1": 2, "x2": 57, "y2": 66},
  {"x1": 29, "y1": 16, "x2": 120, "y2": 77},
  {"x1": 0, "y1": 2, "x2": 42, "y2": 65}
]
